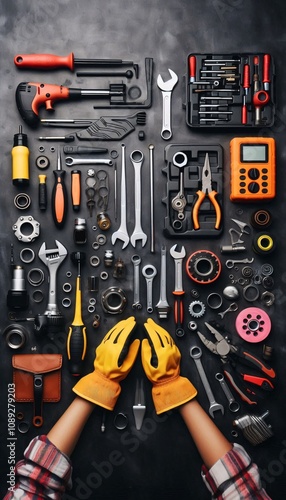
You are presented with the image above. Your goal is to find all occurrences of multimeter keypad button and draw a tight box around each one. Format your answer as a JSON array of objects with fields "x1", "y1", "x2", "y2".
[
  {"x1": 262, "y1": 175, "x2": 268, "y2": 180},
  {"x1": 240, "y1": 182, "x2": 246, "y2": 187},
  {"x1": 262, "y1": 182, "x2": 268, "y2": 187},
  {"x1": 248, "y1": 182, "x2": 260, "y2": 193},
  {"x1": 239, "y1": 189, "x2": 246, "y2": 193},
  {"x1": 239, "y1": 168, "x2": 246, "y2": 173},
  {"x1": 240, "y1": 175, "x2": 246, "y2": 180},
  {"x1": 248, "y1": 168, "x2": 260, "y2": 180},
  {"x1": 262, "y1": 168, "x2": 268, "y2": 173}
]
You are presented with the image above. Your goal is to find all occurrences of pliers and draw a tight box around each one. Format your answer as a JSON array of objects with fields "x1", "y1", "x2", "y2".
[
  {"x1": 192, "y1": 153, "x2": 221, "y2": 230},
  {"x1": 197, "y1": 322, "x2": 276, "y2": 405}
]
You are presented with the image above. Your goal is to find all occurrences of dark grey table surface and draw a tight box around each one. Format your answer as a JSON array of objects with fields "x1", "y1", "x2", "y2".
[{"x1": 1, "y1": 1, "x2": 286, "y2": 499}]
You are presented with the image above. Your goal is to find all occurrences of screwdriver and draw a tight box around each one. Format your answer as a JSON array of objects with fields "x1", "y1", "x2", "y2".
[
  {"x1": 51, "y1": 148, "x2": 68, "y2": 228},
  {"x1": 71, "y1": 170, "x2": 81, "y2": 211},
  {"x1": 14, "y1": 52, "x2": 136, "y2": 72},
  {"x1": 67, "y1": 252, "x2": 87, "y2": 376},
  {"x1": 38, "y1": 174, "x2": 47, "y2": 211}
]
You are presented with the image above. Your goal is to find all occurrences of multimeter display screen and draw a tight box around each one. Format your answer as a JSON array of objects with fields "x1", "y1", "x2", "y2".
[{"x1": 241, "y1": 145, "x2": 268, "y2": 163}]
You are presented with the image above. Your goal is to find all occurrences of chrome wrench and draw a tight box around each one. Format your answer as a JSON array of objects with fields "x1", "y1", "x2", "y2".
[
  {"x1": 157, "y1": 69, "x2": 178, "y2": 140},
  {"x1": 190, "y1": 346, "x2": 224, "y2": 418},
  {"x1": 155, "y1": 245, "x2": 171, "y2": 319},
  {"x1": 142, "y1": 265, "x2": 157, "y2": 314},
  {"x1": 132, "y1": 254, "x2": 142, "y2": 310},
  {"x1": 130, "y1": 150, "x2": 147, "y2": 248},
  {"x1": 111, "y1": 144, "x2": 129, "y2": 249},
  {"x1": 65, "y1": 157, "x2": 113, "y2": 167},
  {"x1": 35, "y1": 240, "x2": 67, "y2": 336},
  {"x1": 170, "y1": 244, "x2": 186, "y2": 337},
  {"x1": 215, "y1": 373, "x2": 240, "y2": 413}
]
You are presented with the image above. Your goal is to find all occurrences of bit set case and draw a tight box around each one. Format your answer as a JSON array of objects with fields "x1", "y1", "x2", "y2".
[
  {"x1": 162, "y1": 144, "x2": 223, "y2": 238},
  {"x1": 183, "y1": 52, "x2": 275, "y2": 127}
]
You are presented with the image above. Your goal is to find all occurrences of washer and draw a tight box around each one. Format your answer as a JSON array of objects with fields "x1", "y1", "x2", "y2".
[
  {"x1": 90, "y1": 255, "x2": 100, "y2": 267},
  {"x1": 4, "y1": 324, "x2": 27, "y2": 349},
  {"x1": 14, "y1": 193, "x2": 31, "y2": 210},
  {"x1": 27, "y1": 268, "x2": 45, "y2": 286},
  {"x1": 207, "y1": 293, "x2": 223, "y2": 309},
  {"x1": 20, "y1": 247, "x2": 35, "y2": 264}
]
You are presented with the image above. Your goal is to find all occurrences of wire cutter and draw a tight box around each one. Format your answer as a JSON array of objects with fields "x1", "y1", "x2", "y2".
[
  {"x1": 197, "y1": 322, "x2": 276, "y2": 405},
  {"x1": 192, "y1": 153, "x2": 221, "y2": 230}
]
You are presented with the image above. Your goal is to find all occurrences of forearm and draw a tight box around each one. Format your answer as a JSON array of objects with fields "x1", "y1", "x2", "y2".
[
  {"x1": 179, "y1": 399, "x2": 232, "y2": 469},
  {"x1": 47, "y1": 396, "x2": 95, "y2": 456}
]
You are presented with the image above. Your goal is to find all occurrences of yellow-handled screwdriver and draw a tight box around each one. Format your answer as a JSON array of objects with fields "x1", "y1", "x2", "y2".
[{"x1": 67, "y1": 252, "x2": 87, "y2": 376}]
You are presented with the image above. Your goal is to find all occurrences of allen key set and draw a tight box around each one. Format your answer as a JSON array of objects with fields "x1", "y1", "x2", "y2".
[{"x1": 184, "y1": 53, "x2": 275, "y2": 127}]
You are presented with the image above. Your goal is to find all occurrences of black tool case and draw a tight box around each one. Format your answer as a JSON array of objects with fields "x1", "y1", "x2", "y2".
[
  {"x1": 183, "y1": 53, "x2": 275, "y2": 127},
  {"x1": 162, "y1": 144, "x2": 223, "y2": 238}
]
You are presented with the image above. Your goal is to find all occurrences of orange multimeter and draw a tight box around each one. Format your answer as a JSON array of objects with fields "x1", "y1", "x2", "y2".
[{"x1": 230, "y1": 137, "x2": 276, "y2": 201}]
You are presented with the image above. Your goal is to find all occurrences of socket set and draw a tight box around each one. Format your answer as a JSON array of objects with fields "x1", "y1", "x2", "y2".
[
  {"x1": 162, "y1": 144, "x2": 223, "y2": 238},
  {"x1": 183, "y1": 53, "x2": 275, "y2": 127}
]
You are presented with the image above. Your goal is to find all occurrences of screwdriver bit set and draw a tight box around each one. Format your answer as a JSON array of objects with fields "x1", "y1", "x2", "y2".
[
  {"x1": 162, "y1": 144, "x2": 223, "y2": 238},
  {"x1": 183, "y1": 53, "x2": 275, "y2": 127}
]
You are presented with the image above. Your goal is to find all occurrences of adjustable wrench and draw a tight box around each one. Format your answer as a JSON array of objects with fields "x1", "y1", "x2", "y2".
[
  {"x1": 190, "y1": 346, "x2": 224, "y2": 418},
  {"x1": 132, "y1": 254, "x2": 142, "y2": 310},
  {"x1": 142, "y1": 265, "x2": 157, "y2": 314},
  {"x1": 35, "y1": 240, "x2": 67, "y2": 336},
  {"x1": 170, "y1": 244, "x2": 186, "y2": 337},
  {"x1": 155, "y1": 245, "x2": 171, "y2": 319},
  {"x1": 130, "y1": 150, "x2": 147, "y2": 248},
  {"x1": 157, "y1": 69, "x2": 178, "y2": 140},
  {"x1": 111, "y1": 144, "x2": 129, "y2": 249}
]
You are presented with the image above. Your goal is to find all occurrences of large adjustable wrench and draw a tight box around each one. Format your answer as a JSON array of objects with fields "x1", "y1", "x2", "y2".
[
  {"x1": 35, "y1": 240, "x2": 67, "y2": 336},
  {"x1": 130, "y1": 150, "x2": 147, "y2": 248},
  {"x1": 170, "y1": 244, "x2": 186, "y2": 337},
  {"x1": 157, "y1": 69, "x2": 178, "y2": 140},
  {"x1": 111, "y1": 143, "x2": 129, "y2": 249}
]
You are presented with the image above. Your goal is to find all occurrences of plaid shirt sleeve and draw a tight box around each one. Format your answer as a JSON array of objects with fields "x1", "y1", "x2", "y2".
[
  {"x1": 3, "y1": 435, "x2": 72, "y2": 500},
  {"x1": 201, "y1": 443, "x2": 271, "y2": 499}
]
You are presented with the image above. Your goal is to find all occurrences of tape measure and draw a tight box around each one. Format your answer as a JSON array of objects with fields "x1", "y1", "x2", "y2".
[{"x1": 230, "y1": 137, "x2": 276, "y2": 201}]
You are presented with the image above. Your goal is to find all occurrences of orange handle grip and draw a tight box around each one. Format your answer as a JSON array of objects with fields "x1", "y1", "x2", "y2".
[
  {"x1": 208, "y1": 190, "x2": 221, "y2": 230},
  {"x1": 192, "y1": 190, "x2": 205, "y2": 230},
  {"x1": 14, "y1": 52, "x2": 75, "y2": 71},
  {"x1": 71, "y1": 170, "x2": 81, "y2": 211}
]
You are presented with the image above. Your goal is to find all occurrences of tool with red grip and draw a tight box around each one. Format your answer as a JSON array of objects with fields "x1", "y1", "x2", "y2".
[
  {"x1": 170, "y1": 244, "x2": 186, "y2": 337},
  {"x1": 51, "y1": 149, "x2": 68, "y2": 228},
  {"x1": 15, "y1": 82, "x2": 126, "y2": 127}
]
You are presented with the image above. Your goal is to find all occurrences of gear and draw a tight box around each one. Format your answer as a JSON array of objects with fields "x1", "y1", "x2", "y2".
[{"x1": 188, "y1": 300, "x2": 206, "y2": 318}]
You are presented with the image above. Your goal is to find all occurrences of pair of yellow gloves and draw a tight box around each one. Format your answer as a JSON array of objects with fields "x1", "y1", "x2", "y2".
[{"x1": 73, "y1": 317, "x2": 197, "y2": 414}]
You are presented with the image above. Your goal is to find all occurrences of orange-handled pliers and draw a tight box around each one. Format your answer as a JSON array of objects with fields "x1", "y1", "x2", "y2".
[{"x1": 192, "y1": 153, "x2": 221, "y2": 230}]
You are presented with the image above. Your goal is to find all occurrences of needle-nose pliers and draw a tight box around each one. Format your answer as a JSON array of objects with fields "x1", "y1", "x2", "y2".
[{"x1": 192, "y1": 152, "x2": 221, "y2": 230}]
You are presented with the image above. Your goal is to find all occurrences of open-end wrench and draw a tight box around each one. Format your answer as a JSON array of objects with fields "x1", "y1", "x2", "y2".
[
  {"x1": 225, "y1": 257, "x2": 254, "y2": 269},
  {"x1": 155, "y1": 245, "x2": 171, "y2": 319},
  {"x1": 65, "y1": 157, "x2": 113, "y2": 167},
  {"x1": 157, "y1": 69, "x2": 178, "y2": 140},
  {"x1": 190, "y1": 346, "x2": 224, "y2": 418},
  {"x1": 111, "y1": 144, "x2": 129, "y2": 249},
  {"x1": 132, "y1": 254, "x2": 142, "y2": 310},
  {"x1": 142, "y1": 265, "x2": 157, "y2": 314},
  {"x1": 130, "y1": 150, "x2": 147, "y2": 248},
  {"x1": 170, "y1": 244, "x2": 186, "y2": 337},
  {"x1": 215, "y1": 373, "x2": 240, "y2": 413},
  {"x1": 35, "y1": 240, "x2": 67, "y2": 336}
]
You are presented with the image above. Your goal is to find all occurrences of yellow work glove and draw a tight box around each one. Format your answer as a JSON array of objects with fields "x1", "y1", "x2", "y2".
[
  {"x1": 141, "y1": 318, "x2": 197, "y2": 414},
  {"x1": 73, "y1": 317, "x2": 139, "y2": 410}
]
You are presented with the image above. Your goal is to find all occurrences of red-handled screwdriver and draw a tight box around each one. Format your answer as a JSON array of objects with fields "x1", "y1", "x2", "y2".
[
  {"x1": 263, "y1": 54, "x2": 271, "y2": 91},
  {"x1": 241, "y1": 64, "x2": 250, "y2": 125},
  {"x1": 188, "y1": 55, "x2": 196, "y2": 83},
  {"x1": 51, "y1": 148, "x2": 68, "y2": 228}
]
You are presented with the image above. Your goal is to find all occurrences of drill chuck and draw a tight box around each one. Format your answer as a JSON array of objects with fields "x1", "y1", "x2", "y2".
[
  {"x1": 7, "y1": 266, "x2": 29, "y2": 310},
  {"x1": 12, "y1": 125, "x2": 30, "y2": 186}
]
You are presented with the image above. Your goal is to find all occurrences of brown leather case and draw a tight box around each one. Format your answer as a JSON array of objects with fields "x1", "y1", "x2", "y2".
[{"x1": 12, "y1": 354, "x2": 62, "y2": 427}]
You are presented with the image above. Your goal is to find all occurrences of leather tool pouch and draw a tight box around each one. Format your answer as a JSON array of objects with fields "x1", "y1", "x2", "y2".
[{"x1": 12, "y1": 354, "x2": 62, "y2": 427}]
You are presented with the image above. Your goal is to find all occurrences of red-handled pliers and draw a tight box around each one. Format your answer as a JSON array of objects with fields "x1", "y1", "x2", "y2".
[{"x1": 197, "y1": 322, "x2": 275, "y2": 405}]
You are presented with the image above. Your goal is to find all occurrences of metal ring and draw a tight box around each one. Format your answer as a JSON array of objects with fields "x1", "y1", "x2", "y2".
[
  {"x1": 243, "y1": 284, "x2": 260, "y2": 302},
  {"x1": 173, "y1": 151, "x2": 188, "y2": 168},
  {"x1": 188, "y1": 321, "x2": 198, "y2": 331},
  {"x1": 63, "y1": 282, "x2": 72, "y2": 293},
  {"x1": 18, "y1": 421, "x2": 30, "y2": 434},
  {"x1": 14, "y1": 193, "x2": 31, "y2": 210},
  {"x1": 207, "y1": 293, "x2": 223, "y2": 310},
  {"x1": 88, "y1": 304, "x2": 96, "y2": 313},
  {"x1": 62, "y1": 298, "x2": 71, "y2": 308},
  {"x1": 92, "y1": 241, "x2": 100, "y2": 250},
  {"x1": 4, "y1": 324, "x2": 27, "y2": 349},
  {"x1": 66, "y1": 271, "x2": 72, "y2": 278},
  {"x1": 89, "y1": 298, "x2": 97, "y2": 306},
  {"x1": 27, "y1": 268, "x2": 45, "y2": 286},
  {"x1": 38, "y1": 146, "x2": 45, "y2": 153},
  {"x1": 36, "y1": 155, "x2": 50, "y2": 169},
  {"x1": 261, "y1": 291, "x2": 275, "y2": 307},
  {"x1": 20, "y1": 247, "x2": 35, "y2": 264},
  {"x1": 96, "y1": 234, "x2": 107, "y2": 245},
  {"x1": 114, "y1": 412, "x2": 128, "y2": 430},
  {"x1": 50, "y1": 146, "x2": 55, "y2": 153},
  {"x1": 90, "y1": 255, "x2": 100, "y2": 267},
  {"x1": 100, "y1": 271, "x2": 109, "y2": 280},
  {"x1": 17, "y1": 412, "x2": 24, "y2": 420},
  {"x1": 101, "y1": 287, "x2": 127, "y2": 314},
  {"x1": 32, "y1": 290, "x2": 44, "y2": 303}
]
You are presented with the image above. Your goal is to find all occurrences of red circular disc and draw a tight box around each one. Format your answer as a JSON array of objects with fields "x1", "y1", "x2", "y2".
[{"x1": 235, "y1": 307, "x2": 271, "y2": 343}]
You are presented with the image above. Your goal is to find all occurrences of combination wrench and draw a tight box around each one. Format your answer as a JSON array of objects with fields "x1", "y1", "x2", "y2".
[
  {"x1": 190, "y1": 346, "x2": 224, "y2": 418},
  {"x1": 215, "y1": 373, "x2": 240, "y2": 413},
  {"x1": 111, "y1": 144, "x2": 129, "y2": 249},
  {"x1": 155, "y1": 245, "x2": 171, "y2": 319},
  {"x1": 170, "y1": 244, "x2": 186, "y2": 337},
  {"x1": 132, "y1": 254, "x2": 142, "y2": 310},
  {"x1": 157, "y1": 69, "x2": 178, "y2": 140},
  {"x1": 142, "y1": 265, "x2": 157, "y2": 314},
  {"x1": 130, "y1": 150, "x2": 147, "y2": 248}
]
